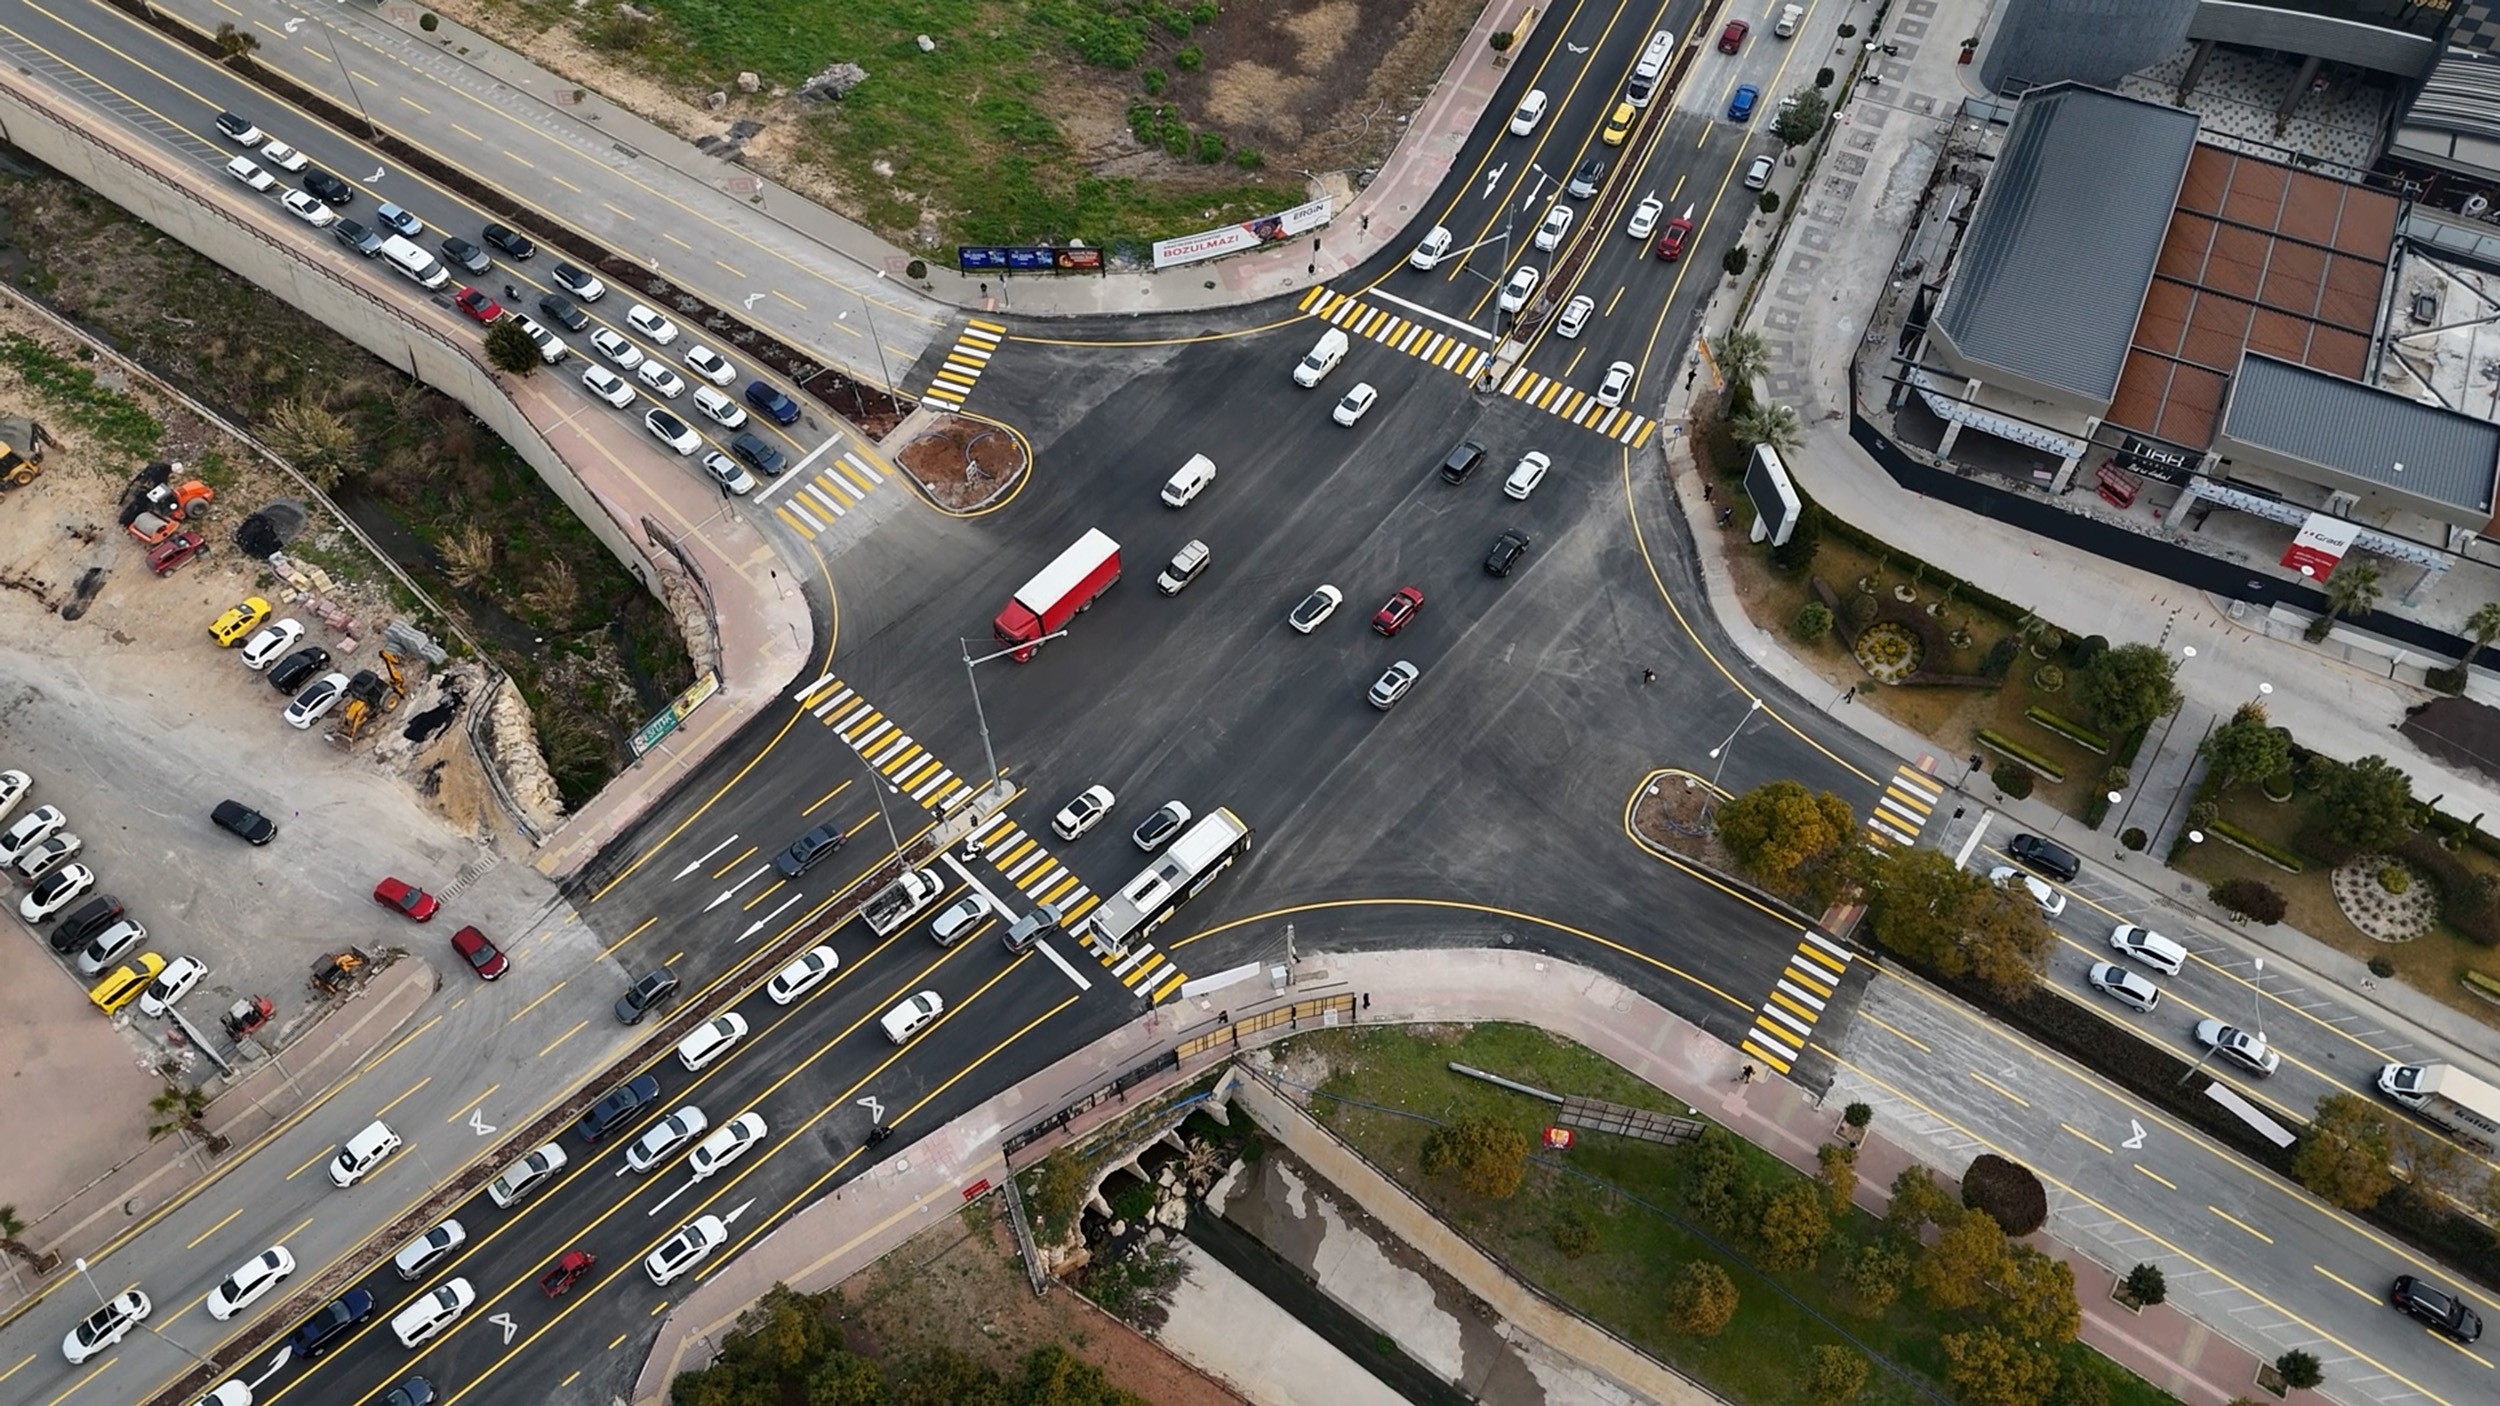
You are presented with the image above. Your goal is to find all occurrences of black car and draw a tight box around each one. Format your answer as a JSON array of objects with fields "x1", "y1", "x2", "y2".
[
  {"x1": 774, "y1": 821, "x2": 846, "y2": 878},
  {"x1": 51, "y1": 895, "x2": 125, "y2": 954},
  {"x1": 301, "y1": 169, "x2": 355, "y2": 206},
  {"x1": 576, "y1": 1073, "x2": 662, "y2": 1144},
  {"x1": 538, "y1": 293, "x2": 589, "y2": 332},
  {"x1": 1437, "y1": 439, "x2": 1485, "y2": 484},
  {"x1": 438, "y1": 236, "x2": 491, "y2": 275},
  {"x1": 1567, "y1": 155, "x2": 1608, "y2": 198},
  {"x1": 730, "y1": 431, "x2": 787, "y2": 476},
  {"x1": 268, "y1": 645, "x2": 331, "y2": 693},
  {"x1": 332, "y1": 219, "x2": 384, "y2": 257},
  {"x1": 2007, "y1": 832, "x2": 2081, "y2": 882},
  {"x1": 211, "y1": 799, "x2": 277, "y2": 845},
  {"x1": 381, "y1": 1377, "x2": 437, "y2": 1406},
  {"x1": 288, "y1": 1290, "x2": 374, "y2": 1359},
  {"x1": 482, "y1": 223, "x2": 536, "y2": 259},
  {"x1": 614, "y1": 967, "x2": 678, "y2": 1025},
  {"x1": 2392, "y1": 1274, "x2": 2483, "y2": 1342},
  {"x1": 1484, "y1": 528, "x2": 1531, "y2": 577},
  {"x1": 744, "y1": 380, "x2": 801, "y2": 425}
]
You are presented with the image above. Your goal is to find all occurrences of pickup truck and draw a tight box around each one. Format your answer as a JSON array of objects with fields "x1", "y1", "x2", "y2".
[{"x1": 862, "y1": 867, "x2": 942, "y2": 937}]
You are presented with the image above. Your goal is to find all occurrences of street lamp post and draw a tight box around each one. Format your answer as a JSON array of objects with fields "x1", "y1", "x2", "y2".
[
  {"x1": 961, "y1": 632, "x2": 1067, "y2": 795},
  {"x1": 315, "y1": 20, "x2": 381, "y2": 139},
  {"x1": 849, "y1": 740, "x2": 901, "y2": 853},
  {"x1": 2249, "y1": 956, "x2": 2267, "y2": 1038},
  {"x1": 1708, "y1": 698, "x2": 1764, "y2": 788}
]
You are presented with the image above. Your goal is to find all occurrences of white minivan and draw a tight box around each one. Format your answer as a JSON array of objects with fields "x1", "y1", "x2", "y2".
[
  {"x1": 1161, "y1": 453, "x2": 1217, "y2": 507},
  {"x1": 677, "y1": 1013, "x2": 748, "y2": 1071},
  {"x1": 390, "y1": 1278, "x2": 474, "y2": 1348},
  {"x1": 1292, "y1": 327, "x2": 1349, "y2": 387},
  {"x1": 376, "y1": 234, "x2": 450, "y2": 290},
  {"x1": 329, "y1": 1120, "x2": 402, "y2": 1188}
]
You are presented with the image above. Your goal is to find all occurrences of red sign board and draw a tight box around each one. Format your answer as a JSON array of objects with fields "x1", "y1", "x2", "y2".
[
  {"x1": 1542, "y1": 1127, "x2": 1575, "y2": 1151},
  {"x1": 961, "y1": 1178, "x2": 991, "y2": 1202},
  {"x1": 2281, "y1": 512, "x2": 2363, "y2": 580}
]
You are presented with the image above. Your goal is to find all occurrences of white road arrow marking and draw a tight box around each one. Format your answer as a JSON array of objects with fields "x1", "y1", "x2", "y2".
[
  {"x1": 1567, "y1": 42, "x2": 1588, "y2": 53},
  {"x1": 489, "y1": 1311, "x2": 518, "y2": 1345},
  {"x1": 744, "y1": 293, "x2": 764, "y2": 309},
  {"x1": 284, "y1": 17, "x2": 303, "y2": 32},
  {"x1": 705, "y1": 867, "x2": 773, "y2": 912},
  {"x1": 368, "y1": 167, "x2": 385, "y2": 184},
  {"x1": 468, "y1": 1108, "x2": 498, "y2": 1137},
  {"x1": 1480, "y1": 163, "x2": 1507, "y2": 199},
  {"x1": 673, "y1": 836, "x2": 738, "y2": 881},
  {"x1": 721, "y1": 1197, "x2": 755, "y2": 1226},
  {"x1": 856, "y1": 1095, "x2": 884, "y2": 1122},
  {"x1": 648, "y1": 1178, "x2": 692, "y2": 1216},
  {"x1": 2122, "y1": 1119, "x2": 2147, "y2": 1150},
  {"x1": 737, "y1": 891, "x2": 803, "y2": 941},
  {"x1": 249, "y1": 1348, "x2": 291, "y2": 1386}
]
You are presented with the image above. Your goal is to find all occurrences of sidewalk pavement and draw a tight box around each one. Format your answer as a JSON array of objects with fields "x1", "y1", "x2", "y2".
[{"x1": 635, "y1": 948, "x2": 2263, "y2": 1406}]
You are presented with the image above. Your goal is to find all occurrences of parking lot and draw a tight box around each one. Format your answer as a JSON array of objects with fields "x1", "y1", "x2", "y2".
[{"x1": 0, "y1": 381, "x2": 554, "y2": 1231}]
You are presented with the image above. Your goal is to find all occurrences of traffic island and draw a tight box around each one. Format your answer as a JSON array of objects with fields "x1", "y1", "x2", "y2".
[
  {"x1": 1626, "y1": 767, "x2": 1732, "y2": 867},
  {"x1": 896, "y1": 414, "x2": 1028, "y2": 513}
]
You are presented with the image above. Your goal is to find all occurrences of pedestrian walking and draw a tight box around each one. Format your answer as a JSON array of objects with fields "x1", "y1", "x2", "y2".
[
  {"x1": 1702, "y1": 482, "x2": 1714, "y2": 501},
  {"x1": 1739, "y1": 1063, "x2": 1758, "y2": 1084},
  {"x1": 1642, "y1": 668, "x2": 1658, "y2": 685},
  {"x1": 1716, "y1": 506, "x2": 1735, "y2": 527}
]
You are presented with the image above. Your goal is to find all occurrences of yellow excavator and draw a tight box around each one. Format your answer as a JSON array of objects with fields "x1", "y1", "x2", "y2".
[
  {"x1": 0, "y1": 416, "x2": 53, "y2": 489},
  {"x1": 337, "y1": 651, "x2": 410, "y2": 741}
]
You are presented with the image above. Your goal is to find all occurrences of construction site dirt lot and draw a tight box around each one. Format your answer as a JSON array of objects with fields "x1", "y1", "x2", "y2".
[{"x1": 0, "y1": 308, "x2": 533, "y2": 1229}]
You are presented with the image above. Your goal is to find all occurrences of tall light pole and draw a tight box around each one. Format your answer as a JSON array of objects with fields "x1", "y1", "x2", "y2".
[
  {"x1": 849, "y1": 740, "x2": 901, "y2": 853},
  {"x1": 961, "y1": 632, "x2": 1066, "y2": 795},
  {"x1": 313, "y1": 17, "x2": 380, "y2": 139},
  {"x1": 2249, "y1": 956, "x2": 2267, "y2": 1039},
  {"x1": 1708, "y1": 698, "x2": 1764, "y2": 788}
]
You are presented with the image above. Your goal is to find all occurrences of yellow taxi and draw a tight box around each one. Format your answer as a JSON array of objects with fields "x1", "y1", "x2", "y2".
[
  {"x1": 1602, "y1": 101, "x2": 1636, "y2": 147},
  {"x1": 209, "y1": 597, "x2": 272, "y2": 647},
  {"x1": 91, "y1": 952, "x2": 166, "y2": 1014}
]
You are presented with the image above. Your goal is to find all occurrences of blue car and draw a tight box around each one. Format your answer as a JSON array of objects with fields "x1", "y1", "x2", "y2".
[
  {"x1": 1728, "y1": 84, "x2": 1759, "y2": 122},
  {"x1": 289, "y1": 1290, "x2": 374, "y2": 1359},
  {"x1": 744, "y1": 380, "x2": 801, "y2": 425}
]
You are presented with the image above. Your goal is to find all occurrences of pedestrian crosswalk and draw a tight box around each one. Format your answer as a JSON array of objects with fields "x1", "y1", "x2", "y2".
[
  {"x1": 769, "y1": 447, "x2": 890, "y2": 539},
  {"x1": 786, "y1": 674, "x2": 1189, "y2": 1002},
  {"x1": 1495, "y1": 365, "x2": 1658, "y2": 447},
  {"x1": 1865, "y1": 763, "x2": 1944, "y2": 848},
  {"x1": 919, "y1": 319, "x2": 1005, "y2": 411},
  {"x1": 1740, "y1": 930, "x2": 1854, "y2": 1076},
  {"x1": 1299, "y1": 286, "x2": 1493, "y2": 381}
]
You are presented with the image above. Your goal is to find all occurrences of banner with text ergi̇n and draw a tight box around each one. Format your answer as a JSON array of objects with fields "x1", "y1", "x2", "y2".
[{"x1": 1151, "y1": 196, "x2": 1335, "y2": 270}]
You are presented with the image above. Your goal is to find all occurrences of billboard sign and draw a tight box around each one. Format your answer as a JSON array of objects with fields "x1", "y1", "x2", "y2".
[
  {"x1": 1151, "y1": 197, "x2": 1334, "y2": 270},
  {"x1": 955, "y1": 245, "x2": 1105, "y2": 273},
  {"x1": 2281, "y1": 512, "x2": 2363, "y2": 580},
  {"x1": 1743, "y1": 444, "x2": 1804, "y2": 547}
]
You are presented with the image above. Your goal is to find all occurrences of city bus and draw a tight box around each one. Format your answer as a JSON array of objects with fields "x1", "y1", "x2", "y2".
[{"x1": 1079, "y1": 807, "x2": 1252, "y2": 956}]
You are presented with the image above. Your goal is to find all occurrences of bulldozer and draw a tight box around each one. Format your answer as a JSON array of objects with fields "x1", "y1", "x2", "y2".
[
  {"x1": 120, "y1": 462, "x2": 214, "y2": 545},
  {"x1": 0, "y1": 415, "x2": 54, "y2": 490},
  {"x1": 336, "y1": 651, "x2": 410, "y2": 742}
]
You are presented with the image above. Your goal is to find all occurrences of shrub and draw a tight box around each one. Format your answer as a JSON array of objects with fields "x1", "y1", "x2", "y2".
[
  {"x1": 1722, "y1": 246, "x2": 1750, "y2": 277},
  {"x1": 1961, "y1": 1153, "x2": 2048, "y2": 1235},
  {"x1": 2123, "y1": 1262, "x2": 2167, "y2": 1306},
  {"x1": 2121, "y1": 827, "x2": 2147, "y2": 851},
  {"x1": 1793, "y1": 601, "x2": 1833, "y2": 642},
  {"x1": 2428, "y1": 664, "x2": 2469, "y2": 694},
  {"x1": 2379, "y1": 864, "x2": 2410, "y2": 894},
  {"x1": 1845, "y1": 592, "x2": 1878, "y2": 624},
  {"x1": 1838, "y1": 22, "x2": 1858, "y2": 36},
  {"x1": 1815, "y1": 65, "x2": 1835, "y2": 87},
  {"x1": 1550, "y1": 1206, "x2": 1600, "y2": 1258},
  {"x1": 1420, "y1": 1115, "x2": 1527, "y2": 1198},
  {"x1": 1803, "y1": 1345, "x2": 1870, "y2": 1400},
  {"x1": 1175, "y1": 46, "x2": 1204, "y2": 70},
  {"x1": 2370, "y1": 955, "x2": 2397, "y2": 978},
  {"x1": 419, "y1": 11, "x2": 439, "y2": 31},
  {"x1": 1194, "y1": 131, "x2": 1227, "y2": 163},
  {"x1": 904, "y1": 257, "x2": 928, "y2": 281},
  {"x1": 2025, "y1": 705, "x2": 2109, "y2": 752},
  {"x1": 1491, "y1": 29, "x2": 1515, "y2": 50},
  {"x1": 1994, "y1": 762, "x2": 2034, "y2": 799},
  {"x1": 2276, "y1": 1349, "x2": 2324, "y2": 1390},
  {"x1": 2053, "y1": 1363, "x2": 2113, "y2": 1406},
  {"x1": 2070, "y1": 633, "x2": 2109, "y2": 669},
  {"x1": 2207, "y1": 819, "x2": 2304, "y2": 872},
  {"x1": 1841, "y1": 1240, "x2": 1909, "y2": 1314},
  {"x1": 1844, "y1": 1101, "x2": 1873, "y2": 1129},
  {"x1": 2209, "y1": 877, "x2": 2287, "y2": 925},
  {"x1": 1664, "y1": 1260, "x2": 1738, "y2": 1336},
  {"x1": 1758, "y1": 191, "x2": 1780, "y2": 214},
  {"x1": 1980, "y1": 635, "x2": 2020, "y2": 678},
  {"x1": 1977, "y1": 729, "x2": 2066, "y2": 780},
  {"x1": 1141, "y1": 68, "x2": 1167, "y2": 95},
  {"x1": 1233, "y1": 148, "x2": 1264, "y2": 169},
  {"x1": 2032, "y1": 664, "x2": 2066, "y2": 692}
]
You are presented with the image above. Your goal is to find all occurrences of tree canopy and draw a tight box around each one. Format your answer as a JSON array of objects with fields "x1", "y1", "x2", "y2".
[
  {"x1": 2075, "y1": 642, "x2": 2182, "y2": 733},
  {"x1": 2311, "y1": 755, "x2": 2415, "y2": 851},
  {"x1": 1715, "y1": 780, "x2": 1859, "y2": 899}
]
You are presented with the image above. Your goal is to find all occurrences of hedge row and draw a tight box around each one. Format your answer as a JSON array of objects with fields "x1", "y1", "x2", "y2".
[
  {"x1": 2025, "y1": 705, "x2": 2109, "y2": 754},
  {"x1": 2206, "y1": 819, "x2": 2304, "y2": 873},
  {"x1": 1976, "y1": 728, "x2": 2065, "y2": 781}
]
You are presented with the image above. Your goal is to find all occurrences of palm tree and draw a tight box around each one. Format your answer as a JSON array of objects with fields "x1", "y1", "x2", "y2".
[
  {"x1": 2463, "y1": 601, "x2": 2500, "y2": 666},
  {"x1": 1715, "y1": 330, "x2": 1770, "y2": 391},
  {"x1": 0, "y1": 1204, "x2": 60, "y2": 1274},
  {"x1": 149, "y1": 1082, "x2": 230, "y2": 1156},
  {"x1": 1728, "y1": 401, "x2": 1802, "y2": 456},
  {"x1": 2307, "y1": 561, "x2": 2383, "y2": 641}
]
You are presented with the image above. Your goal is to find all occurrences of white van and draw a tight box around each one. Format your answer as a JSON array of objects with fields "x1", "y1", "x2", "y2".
[
  {"x1": 880, "y1": 990, "x2": 943, "y2": 1044},
  {"x1": 1161, "y1": 453, "x2": 1217, "y2": 507},
  {"x1": 1626, "y1": 31, "x2": 1675, "y2": 108},
  {"x1": 677, "y1": 1013, "x2": 748, "y2": 1071},
  {"x1": 390, "y1": 1278, "x2": 473, "y2": 1348},
  {"x1": 377, "y1": 234, "x2": 450, "y2": 290},
  {"x1": 328, "y1": 1120, "x2": 402, "y2": 1188},
  {"x1": 690, "y1": 384, "x2": 747, "y2": 430},
  {"x1": 1292, "y1": 327, "x2": 1349, "y2": 387}
]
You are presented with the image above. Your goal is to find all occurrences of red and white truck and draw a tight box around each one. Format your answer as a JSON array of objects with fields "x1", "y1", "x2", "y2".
[{"x1": 994, "y1": 529, "x2": 1121, "y2": 660}]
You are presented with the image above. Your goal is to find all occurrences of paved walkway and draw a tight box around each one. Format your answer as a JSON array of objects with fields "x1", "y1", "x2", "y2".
[{"x1": 634, "y1": 949, "x2": 2263, "y2": 1405}]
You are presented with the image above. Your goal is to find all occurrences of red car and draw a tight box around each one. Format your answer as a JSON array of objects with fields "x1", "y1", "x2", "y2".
[
  {"x1": 453, "y1": 287, "x2": 503, "y2": 324},
  {"x1": 374, "y1": 877, "x2": 439, "y2": 922},
  {"x1": 1656, "y1": 216, "x2": 1694, "y2": 261},
  {"x1": 147, "y1": 530, "x2": 210, "y2": 575},
  {"x1": 1372, "y1": 586, "x2": 1424, "y2": 637},
  {"x1": 1718, "y1": 19, "x2": 1749, "y2": 53},
  {"x1": 451, "y1": 924, "x2": 507, "y2": 980}
]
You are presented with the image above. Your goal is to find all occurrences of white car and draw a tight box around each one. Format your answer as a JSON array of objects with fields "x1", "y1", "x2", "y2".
[
  {"x1": 137, "y1": 954, "x2": 207, "y2": 1018},
  {"x1": 279, "y1": 189, "x2": 336, "y2": 227},
  {"x1": 582, "y1": 365, "x2": 636, "y2": 409},
  {"x1": 1332, "y1": 382, "x2": 1378, "y2": 426},
  {"x1": 1745, "y1": 154, "x2": 1776, "y2": 191},
  {"x1": 1498, "y1": 264, "x2": 1540, "y2": 313},
  {"x1": 2086, "y1": 962, "x2": 2160, "y2": 1013},
  {"x1": 63, "y1": 1288, "x2": 150, "y2": 1364},
  {"x1": 486, "y1": 1142, "x2": 567, "y2": 1208},
  {"x1": 2109, "y1": 924, "x2": 2187, "y2": 975},
  {"x1": 1368, "y1": 660, "x2": 1420, "y2": 710},
  {"x1": 1595, "y1": 361, "x2": 1635, "y2": 408},
  {"x1": 390, "y1": 1278, "x2": 473, "y2": 1348},
  {"x1": 0, "y1": 803, "x2": 65, "y2": 865},
  {"x1": 1532, "y1": 204, "x2": 1574, "y2": 252},
  {"x1": 699, "y1": 450, "x2": 756, "y2": 496},
  {"x1": 1504, "y1": 451, "x2": 1551, "y2": 500},
  {"x1": 239, "y1": 618, "x2": 306, "y2": 670},
  {"x1": 1626, "y1": 194, "x2": 1664, "y2": 240},
  {"x1": 206, "y1": 1246, "x2": 295, "y2": 1320},
  {"x1": 1288, "y1": 584, "x2": 1341, "y2": 634},
  {"x1": 196, "y1": 1380, "x2": 253, "y2": 1406},
  {"x1": 214, "y1": 111, "x2": 264, "y2": 145},
  {"x1": 691, "y1": 387, "x2": 748, "y2": 429},
  {"x1": 1132, "y1": 801, "x2": 1192, "y2": 852},
  {"x1": 284, "y1": 671, "x2": 351, "y2": 729},
  {"x1": 21, "y1": 863, "x2": 95, "y2": 922},
  {"x1": 1052, "y1": 785, "x2": 1115, "y2": 841},
  {"x1": 1554, "y1": 295, "x2": 1593, "y2": 339},
  {"x1": 626, "y1": 304, "x2": 679, "y2": 343},
  {"x1": 766, "y1": 945, "x2": 839, "y2": 1005},
  {"x1": 224, "y1": 157, "x2": 275, "y2": 193},
  {"x1": 688, "y1": 1112, "x2": 766, "y2": 1181},
  {"x1": 1409, "y1": 225, "x2": 1451, "y2": 270},
  {"x1": 682, "y1": 345, "x2": 736, "y2": 385},
  {"x1": 624, "y1": 1106, "x2": 709, "y2": 1173},
  {"x1": 929, "y1": 892, "x2": 990, "y2": 946},
  {"x1": 879, "y1": 990, "x2": 944, "y2": 1044},
  {"x1": 1988, "y1": 865, "x2": 2065, "y2": 917},
  {"x1": 644, "y1": 407, "x2": 700, "y2": 455},
  {"x1": 0, "y1": 768, "x2": 27, "y2": 826},
  {"x1": 1509, "y1": 88, "x2": 1548, "y2": 137},
  {"x1": 644, "y1": 1214, "x2": 727, "y2": 1285},
  {"x1": 16, "y1": 831, "x2": 80, "y2": 881},
  {"x1": 258, "y1": 139, "x2": 308, "y2": 173},
  {"x1": 637, "y1": 361, "x2": 686, "y2": 398},
  {"x1": 589, "y1": 327, "x2": 643, "y2": 371},
  {"x1": 2193, "y1": 1019, "x2": 2280, "y2": 1076},
  {"x1": 676, "y1": 1013, "x2": 748, "y2": 1071},
  {"x1": 328, "y1": 1119, "x2": 403, "y2": 1188}
]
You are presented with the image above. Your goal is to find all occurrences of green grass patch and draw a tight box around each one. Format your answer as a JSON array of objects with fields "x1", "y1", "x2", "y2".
[
  {"x1": 1290, "y1": 1024, "x2": 2177, "y2": 1406},
  {"x1": 0, "y1": 332, "x2": 163, "y2": 466}
]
